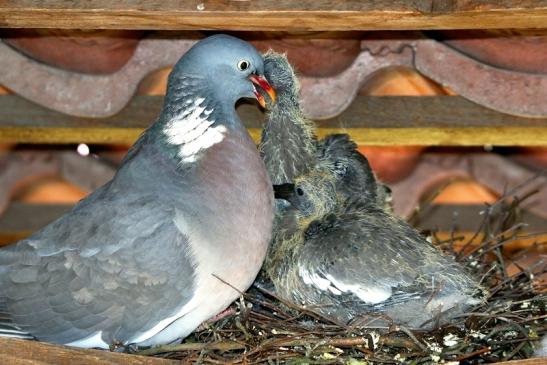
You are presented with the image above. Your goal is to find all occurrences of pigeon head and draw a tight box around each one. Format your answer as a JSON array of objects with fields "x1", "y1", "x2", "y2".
[
  {"x1": 167, "y1": 34, "x2": 275, "y2": 110},
  {"x1": 274, "y1": 170, "x2": 337, "y2": 223},
  {"x1": 317, "y1": 134, "x2": 385, "y2": 207},
  {"x1": 261, "y1": 51, "x2": 299, "y2": 108}
]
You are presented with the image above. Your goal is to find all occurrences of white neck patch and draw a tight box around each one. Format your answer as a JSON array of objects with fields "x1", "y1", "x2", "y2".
[{"x1": 163, "y1": 97, "x2": 227, "y2": 163}]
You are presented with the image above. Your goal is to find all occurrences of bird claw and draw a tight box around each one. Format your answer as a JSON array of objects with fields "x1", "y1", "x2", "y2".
[{"x1": 109, "y1": 341, "x2": 139, "y2": 353}]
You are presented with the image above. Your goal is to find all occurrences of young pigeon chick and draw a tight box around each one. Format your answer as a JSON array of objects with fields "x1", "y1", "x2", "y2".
[
  {"x1": 0, "y1": 35, "x2": 276, "y2": 348},
  {"x1": 258, "y1": 52, "x2": 390, "y2": 209},
  {"x1": 316, "y1": 134, "x2": 392, "y2": 212},
  {"x1": 266, "y1": 167, "x2": 485, "y2": 329},
  {"x1": 259, "y1": 51, "x2": 317, "y2": 185}
]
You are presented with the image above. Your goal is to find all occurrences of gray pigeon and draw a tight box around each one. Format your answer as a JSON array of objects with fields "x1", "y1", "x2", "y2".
[
  {"x1": 0, "y1": 34, "x2": 276, "y2": 349},
  {"x1": 269, "y1": 167, "x2": 485, "y2": 330}
]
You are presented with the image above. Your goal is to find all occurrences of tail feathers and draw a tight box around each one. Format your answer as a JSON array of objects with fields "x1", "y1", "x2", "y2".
[
  {"x1": 0, "y1": 298, "x2": 35, "y2": 340},
  {"x1": 0, "y1": 318, "x2": 35, "y2": 340},
  {"x1": 0, "y1": 328, "x2": 35, "y2": 340}
]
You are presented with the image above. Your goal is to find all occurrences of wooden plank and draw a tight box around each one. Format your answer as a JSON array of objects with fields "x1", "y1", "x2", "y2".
[
  {"x1": 0, "y1": 337, "x2": 178, "y2": 365},
  {"x1": 496, "y1": 360, "x2": 547, "y2": 365},
  {"x1": 0, "y1": 1, "x2": 547, "y2": 31},
  {"x1": 414, "y1": 204, "x2": 547, "y2": 234},
  {"x1": 0, "y1": 203, "x2": 72, "y2": 245},
  {"x1": 2, "y1": 202, "x2": 546, "y2": 247},
  {"x1": 0, "y1": 338, "x2": 544, "y2": 365},
  {"x1": 1, "y1": 95, "x2": 547, "y2": 146}
]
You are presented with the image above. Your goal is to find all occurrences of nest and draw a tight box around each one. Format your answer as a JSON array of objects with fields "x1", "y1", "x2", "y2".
[{"x1": 139, "y1": 178, "x2": 546, "y2": 364}]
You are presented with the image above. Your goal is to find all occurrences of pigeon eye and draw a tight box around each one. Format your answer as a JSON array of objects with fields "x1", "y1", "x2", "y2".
[
  {"x1": 334, "y1": 161, "x2": 347, "y2": 176},
  {"x1": 237, "y1": 60, "x2": 250, "y2": 71},
  {"x1": 296, "y1": 187, "x2": 304, "y2": 196}
]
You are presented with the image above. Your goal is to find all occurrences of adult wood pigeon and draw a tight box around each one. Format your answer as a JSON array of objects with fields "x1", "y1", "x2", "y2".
[{"x1": 0, "y1": 34, "x2": 276, "y2": 349}]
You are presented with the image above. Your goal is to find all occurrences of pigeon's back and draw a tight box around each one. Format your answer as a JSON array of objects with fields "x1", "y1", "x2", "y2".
[
  {"x1": 0, "y1": 144, "x2": 196, "y2": 344},
  {"x1": 291, "y1": 203, "x2": 484, "y2": 329}
]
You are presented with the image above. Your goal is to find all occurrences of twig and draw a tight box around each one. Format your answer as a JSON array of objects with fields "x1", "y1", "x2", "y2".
[
  {"x1": 393, "y1": 326, "x2": 428, "y2": 352},
  {"x1": 137, "y1": 341, "x2": 246, "y2": 356},
  {"x1": 454, "y1": 346, "x2": 491, "y2": 361}
]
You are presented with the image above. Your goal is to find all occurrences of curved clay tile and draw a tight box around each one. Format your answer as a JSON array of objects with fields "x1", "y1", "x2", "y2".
[
  {"x1": 1, "y1": 35, "x2": 547, "y2": 118},
  {"x1": 2, "y1": 29, "x2": 145, "y2": 75},
  {"x1": 249, "y1": 32, "x2": 363, "y2": 77},
  {"x1": 506, "y1": 147, "x2": 547, "y2": 170},
  {"x1": 390, "y1": 151, "x2": 547, "y2": 220},
  {"x1": 0, "y1": 151, "x2": 61, "y2": 216},
  {"x1": 437, "y1": 30, "x2": 547, "y2": 74},
  {"x1": 16, "y1": 178, "x2": 86, "y2": 204},
  {"x1": 0, "y1": 150, "x2": 115, "y2": 216},
  {"x1": 413, "y1": 40, "x2": 547, "y2": 118},
  {"x1": 0, "y1": 37, "x2": 196, "y2": 117},
  {"x1": 358, "y1": 146, "x2": 424, "y2": 184}
]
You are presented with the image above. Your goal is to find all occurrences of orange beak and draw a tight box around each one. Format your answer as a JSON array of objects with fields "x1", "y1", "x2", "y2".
[{"x1": 249, "y1": 74, "x2": 276, "y2": 108}]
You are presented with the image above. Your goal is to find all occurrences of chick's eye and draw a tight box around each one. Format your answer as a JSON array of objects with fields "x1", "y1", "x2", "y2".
[
  {"x1": 296, "y1": 187, "x2": 304, "y2": 196},
  {"x1": 333, "y1": 161, "x2": 347, "y2": 176},
  {"x1": 237, "y1": 60, "x2": 250, "y2": 71}
]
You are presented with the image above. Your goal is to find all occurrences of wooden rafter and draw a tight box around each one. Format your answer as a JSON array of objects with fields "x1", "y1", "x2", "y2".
[
  {"x1": 1, "y1": 1, "x2": 547, "y2": 31},
  {"x1": 1, "y1": 95, "x2": 547, "y2": 146}
]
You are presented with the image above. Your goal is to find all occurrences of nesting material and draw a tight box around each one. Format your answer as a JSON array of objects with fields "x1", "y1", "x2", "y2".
[{"x1": 140, "y1": 180, "x2": 546, "y2": 364}]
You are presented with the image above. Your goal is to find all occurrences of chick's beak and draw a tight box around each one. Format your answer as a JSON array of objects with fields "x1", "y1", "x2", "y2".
[
  {"x1": 273, "y1": 183, "x2": 295, "y2": 201},
  {"x1": 249, "y1": 74, "x2": 276, "y2": 108}
]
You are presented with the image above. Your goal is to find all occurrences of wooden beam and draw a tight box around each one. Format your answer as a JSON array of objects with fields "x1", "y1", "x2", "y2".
[
  {"x1": 495, "y1": 360, "x2": 547, "y2": 365},
  {"x1": 0, "y1": 203, "x2": 72, "y2": 245},
  {"x1": 2, "y1": 202, "x2": 546, "y2": 247},
  {"x1": 1, "y1": 95, "x2": 547, "y2": 146},
  {"x1": 0, "y1": 338, "x2": 544, "y2": 365},
  {"x1": 0, "y1": 337, "x2": 178, "y2": 365},
  {"x1": 414, "y1": 204, "x2": 547, "y2": 234},
  {"x1": 0, "y1": 1, "x2": 547, "y2": 31}
]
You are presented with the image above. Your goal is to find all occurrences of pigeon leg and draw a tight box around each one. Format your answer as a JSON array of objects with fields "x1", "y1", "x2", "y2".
[{"x1": 196, "y1": 307, "x2": 237, "y2": 331}]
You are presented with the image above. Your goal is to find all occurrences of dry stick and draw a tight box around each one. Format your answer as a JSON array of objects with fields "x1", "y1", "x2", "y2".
[
  {"x1": 461, "y1": 174, "x2": 545, "y2": 261},
  {"x1": 457, "y1": 216, "x2": 487, "y2": 261},
  {"x1": 480, "y1": 234, "x2": 546, "y2": 258},
  {"x1": 465, "y1": 224, "x2": 534, "y2": 258},
  {"x1": 139, "y1": 336, "x2": 369, "y2": 357},
  {"x1": 478, "y1": 264, "x2": 498, "y2": 285},
  {"x1": 489, "y1": 337, "x2": 542, "y2": 346},
  {"x1": 249, "y1": 336, "x2": 369, "y2": 355},
  {"x1": 487, "y1": 267, "x2": 541, "y2": 298},
  {"x1": 453, "y1": 347, "x2": 492, "y2": 361},
  {"x1": 137, "y1": 341, "x2": 246, "y2": 356},
  {"x1": 253, "y1": 285, "x2": 345, "y2": 326},
  {"x1": 502, "y1": 340, "x2": 527, "y2": 362},
  {"x1": 486, "y1": 172, "x2": 545, "y2": 215},
  {"x1": 408, "y1": 178, "x2": 454, "y2": 227},
  {"x1": 381, "y1": 336, "x2": 420, "y2": 349},
  {"x1": 393, "y1": 326, "x2": 428, "y2": 352}
]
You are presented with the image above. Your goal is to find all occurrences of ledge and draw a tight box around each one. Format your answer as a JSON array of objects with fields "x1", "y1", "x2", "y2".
[
  {"x1": 1, "y1": 95, "x2": 547, "y2": 146},
  {"x1": 1, "y1": 1, "x2": 547, "y2": 30}
]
